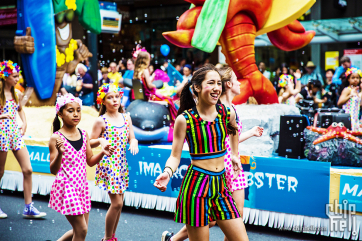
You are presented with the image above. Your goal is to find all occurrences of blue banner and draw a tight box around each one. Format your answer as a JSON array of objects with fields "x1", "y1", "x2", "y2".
[
  {"x1": 28, "y1": 145, "x2": 51, "y2": 174},
  {"x1": 126, "y1": 146, "x2": 331, "y2": 218},
  {"x1": 339, "y1": 175, "x2": 362, "y2": 212},
  {"x1": 27, "y1": 143, "x2": 331, "y2": 218},
  {"x1": 243, "y1": 156, "x2": 330, "y2": 218}
]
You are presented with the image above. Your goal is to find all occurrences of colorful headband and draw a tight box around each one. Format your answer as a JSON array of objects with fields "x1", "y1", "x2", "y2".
[
  {"x1": 345, "y1": 68, "x2": 362, "y2": 78},
  {"x1": 97, "y1": 84, "x2": 124, "y2": 105},
  {"x1": 0, "y1": 60, "x2": 21, "y2": 79},
  {"x1": 55, "y1": 93, "x2": 82, "y2": 113},
  {"x1": 279, "y1": 74, "x2": 292, "y2": 88},
  {"x1": 132, "y1": 44, "x2": 147, "y2": 59}
]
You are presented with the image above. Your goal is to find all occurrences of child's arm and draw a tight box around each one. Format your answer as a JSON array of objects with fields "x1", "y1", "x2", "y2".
[
  {"x1": 18, "y1": 108, "x2": 27, "y2": 136},
  {"x1": 89, "y1": 117, "x2": 107, "y2": 148},
  {"x1": 126, "y1": 115, "x2": 139, "y2": 155},
  {"x1": 154, "y1": 115, "x2": 186, "y2": 192},
  {"x1": 144, "y1": 69, "x2": 157, "y2": 89},
  {"x1": 85, "y1": 131, "x2": 114, "y2": 167},
  {"x1": 239, "y1": 126, "x2": 263, "y2": 143},
  {"x1": 337, "y1": 88, "x2": 352, "y2": 107},
  {"x1": 229, "y1": 108, "x2": 242, "y2": 179},
  {"x1": 49, "y1": 134, "x2": 65, "y2": 175}
]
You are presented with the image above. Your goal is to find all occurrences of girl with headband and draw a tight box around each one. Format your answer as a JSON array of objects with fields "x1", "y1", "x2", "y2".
[
  {"x1": 90, "y1": 84, "x2": 139, "y2": 241},
  {"x1": 337, "y1": 68, "x2": 362, "y2": 131},
  {"x1": 0, "y1": 60, "x2": 46, "y2": 219},
  {"x1": 49, "y1": 93, "x2": 115, "y2": 241}
]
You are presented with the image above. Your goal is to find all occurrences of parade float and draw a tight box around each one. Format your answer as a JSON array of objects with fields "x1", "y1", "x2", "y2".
[{"x1": 2, "y1": 0, "x2": 362, "y2": 240}]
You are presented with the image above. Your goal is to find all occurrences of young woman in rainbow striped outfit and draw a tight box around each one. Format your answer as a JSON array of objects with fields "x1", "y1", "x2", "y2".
[{"x1": 154, "y1": 65, "x2": 248, "y2": 241}]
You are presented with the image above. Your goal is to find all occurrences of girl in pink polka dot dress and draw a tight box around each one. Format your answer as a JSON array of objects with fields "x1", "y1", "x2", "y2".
[
  {"x1": 90, "y1": 84, "x2": 138, "y2": 241},
  {"x1": 49, "y1": 94, "x2": 114, "y2": 241},
  {"x1": 219, "y1": 68, "x2": 263, "y2": 213},
  {"x1": 219, "y1": 67, "x2": 263, "y2": 213}
]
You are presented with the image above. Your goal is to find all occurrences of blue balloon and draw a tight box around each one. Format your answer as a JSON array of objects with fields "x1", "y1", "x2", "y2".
[{"x1": 160, "y1": 44, "x2": 170, "y2": 56}]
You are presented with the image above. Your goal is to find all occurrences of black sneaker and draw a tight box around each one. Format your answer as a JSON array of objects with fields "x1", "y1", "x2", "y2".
[{"x1": 161, "y1": 231, "x2": 173, "y2": 241}]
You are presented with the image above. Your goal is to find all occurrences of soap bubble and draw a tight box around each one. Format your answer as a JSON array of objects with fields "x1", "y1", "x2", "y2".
[
  {"x1": 289, "y1": 127, "x2": 292, "y2": 130},
  {"x1": 52, "y1": 220, "x2": 55, "y2": 223},
  {"x1": 29, "y1": 220, "x2": 33, "y2": 225},
  {"x1": 293, "y1": 133, "x2": 296, "y2": 137},
  {"x1": 287, "y1": 121, "x2": 289, "y2": 124}
]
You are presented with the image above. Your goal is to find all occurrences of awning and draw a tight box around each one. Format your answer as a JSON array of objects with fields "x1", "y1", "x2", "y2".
[{"x1": 255, "y1": 17, "x2": 362, "y2": 47}]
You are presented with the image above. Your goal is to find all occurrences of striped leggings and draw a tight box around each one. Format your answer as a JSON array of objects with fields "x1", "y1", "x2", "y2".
[{"x1": 174, "y1": 165, "x2": 240, "y2": 227}]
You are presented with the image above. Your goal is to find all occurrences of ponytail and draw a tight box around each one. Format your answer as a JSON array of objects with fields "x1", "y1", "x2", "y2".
[
  {"x1": 52, "y1": 115, "x2": 61, "y2": 133},
  {"x1": 52, "y1": 106, "x2": 65, "y2": 133},
  {"x1": 177, "y1": 82, "x2": 195, "y2": 116}
]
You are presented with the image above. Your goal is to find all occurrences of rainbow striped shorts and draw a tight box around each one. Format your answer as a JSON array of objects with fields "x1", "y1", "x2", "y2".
[{"x1": 174, "y1": 165, "x2": 240, "y2": 227}]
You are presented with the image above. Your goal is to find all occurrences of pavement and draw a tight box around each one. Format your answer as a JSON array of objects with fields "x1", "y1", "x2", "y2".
[{"x1": 0, "y1": 190, "x2": 340, "y2": 241}]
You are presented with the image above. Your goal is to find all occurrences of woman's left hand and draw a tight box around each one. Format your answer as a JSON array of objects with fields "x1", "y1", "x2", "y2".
[
  {"x1": 251, "y1": 126, "x2": 264, "y2": 137},
  {"x1": 231, "y1": 155, "x2": 241, "y2": 180},
  {"x1": 19, "y1": 123, "x2": 27, "y2": 136},
  {"x1": 128, "y1": 139, "x2": 139, "y2": 155}
]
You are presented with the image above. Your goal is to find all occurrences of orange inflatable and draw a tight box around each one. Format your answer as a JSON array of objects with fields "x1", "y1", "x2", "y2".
[{"x1": 163, "y1": 0, "x2": 316, "y2": 105}]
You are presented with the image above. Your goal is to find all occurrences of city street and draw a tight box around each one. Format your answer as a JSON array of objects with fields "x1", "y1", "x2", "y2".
[{"x1": 0, "y1": 190, "x2": 340, "y2": 241}]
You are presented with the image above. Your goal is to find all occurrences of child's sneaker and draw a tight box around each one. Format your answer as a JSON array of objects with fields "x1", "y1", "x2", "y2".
[
  {"x1": 161, "y1": 231, "x2": 173, "y2": 241},
  {"x1": 23, "y1": 202, "x2": 46, "y2": 218},
  {"x1": 0, "y1": 208, "x2": 7, "y2": 219}
]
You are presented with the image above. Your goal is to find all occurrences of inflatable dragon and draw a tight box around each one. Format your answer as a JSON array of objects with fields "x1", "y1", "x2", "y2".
[{"x1": 163, "y1": 0, "x2": 316, "y2": 105}]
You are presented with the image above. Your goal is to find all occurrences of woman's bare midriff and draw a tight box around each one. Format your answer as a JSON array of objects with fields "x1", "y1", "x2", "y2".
[{"x1": 191, "y1": 155, "x2": 225, "y2": 172}]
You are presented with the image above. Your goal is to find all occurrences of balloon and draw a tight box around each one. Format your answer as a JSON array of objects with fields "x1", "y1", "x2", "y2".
[{"x1": 160, "y1": 44, "x2": 170, "y2": 56}]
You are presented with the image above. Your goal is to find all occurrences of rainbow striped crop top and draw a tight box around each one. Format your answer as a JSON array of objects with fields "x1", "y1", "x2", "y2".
[{"x1": 182, "y1": 104, "x2": 230, "y2": 160}]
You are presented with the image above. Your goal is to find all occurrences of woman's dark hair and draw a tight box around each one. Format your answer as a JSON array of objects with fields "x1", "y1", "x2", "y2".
[
  {"x1": 98, "y1": 103, "x2": 123, "y2": 116},
  {"x1": 177, "y1": 64, "x2": 219, "y2": 116},
  {"x1": 52, "y1": 106, "x2": 66, "y2": 133},
  {"x1": 178, "y1": 64, "x2": 237, "y2": 135},
  {"x1": 307, "y1": 79, "x2": 322, "y2": 90},
  {"x1": 326, "y1": 68, "x2": 335, "y2": 75}
]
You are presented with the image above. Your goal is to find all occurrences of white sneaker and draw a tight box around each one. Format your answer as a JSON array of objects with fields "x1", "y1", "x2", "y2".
[{"x1": 0, "y1": 208, "x2": 7, "y2": 219}]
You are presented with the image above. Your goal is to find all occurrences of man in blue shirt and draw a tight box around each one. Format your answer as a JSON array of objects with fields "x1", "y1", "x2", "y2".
[
  {"x1": 332, "y1": 56, "x2": 357, "y2": 85},
  {"x1": 299, "y1": 61, "x2": 324, "y2": 86}
]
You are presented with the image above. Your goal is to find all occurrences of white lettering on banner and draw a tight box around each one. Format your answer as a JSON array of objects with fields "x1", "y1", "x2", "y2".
[
  {"x1": 342, "y1": 184, "x2": 362, "y2": 197},
  {"x1": 245, "y1": 172, "x2": 298, "y2": 192},
  {"x1": 254, "y1": 172, "x2": 264, "y2": 189},
  {"x1": 139, "y1": 161, "x2": 162, "y2": 177},
  {"x1": 29, "y1": 151, "x2": 50, "y2": 162},
  {"x1": 265, "y1": 173, "x2": 275, "y2": 188},
  {"x1": 277, "y1": 174, "x2": 287, "y2": 190}
]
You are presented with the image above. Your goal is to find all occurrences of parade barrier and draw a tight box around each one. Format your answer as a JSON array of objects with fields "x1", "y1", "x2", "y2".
[{"x1": 2, "y1": 141, "x2": 362, "y2": 240}]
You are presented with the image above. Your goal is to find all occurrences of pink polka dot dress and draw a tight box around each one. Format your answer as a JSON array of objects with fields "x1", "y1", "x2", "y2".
[
  {"x1": 224, "y1": 105, "x2": 248, "y2": 192},
  {"x1": 0, "y1": 99, "x2": 25, "y2": 152},
  {"x1": 48, "y1": 129, "x2": 91, "y2": 215}
]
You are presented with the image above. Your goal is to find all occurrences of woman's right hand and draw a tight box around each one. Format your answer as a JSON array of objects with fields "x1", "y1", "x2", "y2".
[
  {"x1": 0, "y1": 114, "x2": 13, "y2": 120},
  {"x1": 154, "y1": 172, "x2": 170, "y2": 192},
  {"x1": 55, "y1": 136, "x2": 65, "y2": 154}
]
